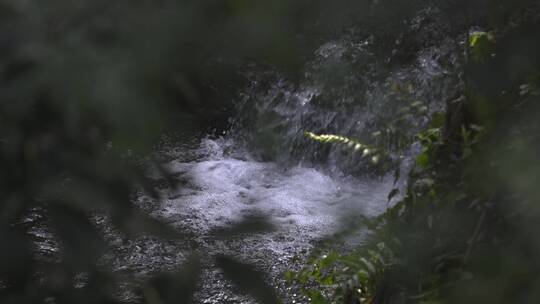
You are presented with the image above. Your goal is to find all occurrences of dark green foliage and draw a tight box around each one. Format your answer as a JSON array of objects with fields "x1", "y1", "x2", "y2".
[
  {"x1": 469, "y1": 31, "x2": 496, "y2": 63},
  {"x1": 289, "y1": 242, "x2": 399, "y2": 303},
  {"x1": 0, "y1": 0, "x2": 334, "y2": 303},
  {"x1": 290, "y1": 1, "x2": 540, "y2": 303},
  {"x1": 2, "y1": 0, "x2": 540, "y2": 303}
]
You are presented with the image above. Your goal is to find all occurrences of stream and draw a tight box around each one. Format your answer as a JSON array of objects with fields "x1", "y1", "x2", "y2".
[
  {"x1": 103, "y1": 12, "x2": 462, "y2": 301},
  {"x1": 28, "y1": 6, "x2": 463, "y2": 303},
  {"x1": 106, "y1": 137, "x2": 393, "y2": 303}
]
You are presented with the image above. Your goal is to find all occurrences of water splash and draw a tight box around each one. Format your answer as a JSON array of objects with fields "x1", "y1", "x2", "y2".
[{"x1": 232, "y1": 23, "x2": 462, "y2": 174}]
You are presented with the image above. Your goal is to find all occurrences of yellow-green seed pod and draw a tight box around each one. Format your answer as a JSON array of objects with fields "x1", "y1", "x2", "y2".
[{"x1": 362, "y1": 149, "x2": 370, "y2": 157}]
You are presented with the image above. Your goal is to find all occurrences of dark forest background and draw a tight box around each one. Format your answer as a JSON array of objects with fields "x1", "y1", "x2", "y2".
[{"x1": 1, "y1": 0, "x2": 540, "y2": 303}]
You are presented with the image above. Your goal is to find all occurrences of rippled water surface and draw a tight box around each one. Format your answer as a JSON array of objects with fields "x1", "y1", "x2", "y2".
[
  {"x1": 31, "y1": 10, "x2": 460, "y2": 301},
  {"x1": 163, "y1": 139, "x2": 390, "y2": 236},
  {"x1": 105, "y1": 138, "x2": 393, "y2": 303}
]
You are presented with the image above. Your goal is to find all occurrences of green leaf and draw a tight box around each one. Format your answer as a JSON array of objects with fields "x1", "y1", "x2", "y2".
[
  {"x1": 305, "y1": 290, "x2": 327, "y2": 304},
  {"x1": 416, "y1": 151, "x2": 430, "y2": 168},
  {"x1": 469, "y1": 31, "x2": 495, "y2": 62},
  {"x1": 368, "y1": 250, "x2": 385, "y2": 266},
  {"x1": 284, "y1": 271, "x2": 295, "y2": 283},
  {"x1": 359, "y1": 258, "x2": 376, "y2": 274}
]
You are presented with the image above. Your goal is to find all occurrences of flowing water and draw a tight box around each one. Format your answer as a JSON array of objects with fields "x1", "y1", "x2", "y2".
[
  {"x1": 102, "y1": 134, "x2": 395, "y2": 303},
  {"x1": 101, "y1": 14, "x2": 463, "y2": 302},
  {"x1": 147, "y1": 137, "x2": 392, "y2": 303},
  {"x1": 30, "y1": 7, "x2": 464, "y2": 303}
]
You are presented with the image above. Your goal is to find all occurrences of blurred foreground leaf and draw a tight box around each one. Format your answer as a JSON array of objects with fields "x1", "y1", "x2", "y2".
[
  {"x1": 209, "y1": 215, "x2": 276, "y2": 238},
  {"x1": 142, "y1": 255, "x2": 201, "y2": 304},
  {"x1": 215, "y1": 255, "x2": 280, "y2": 304}
]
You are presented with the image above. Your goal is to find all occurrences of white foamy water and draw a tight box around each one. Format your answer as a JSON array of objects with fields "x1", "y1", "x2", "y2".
[
  {"x1": 109, "y1": 138, "x2": 394, "y2": 303},
  {"x1": 158, "y1": 138, "x2": 392, "y2": 250}
]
